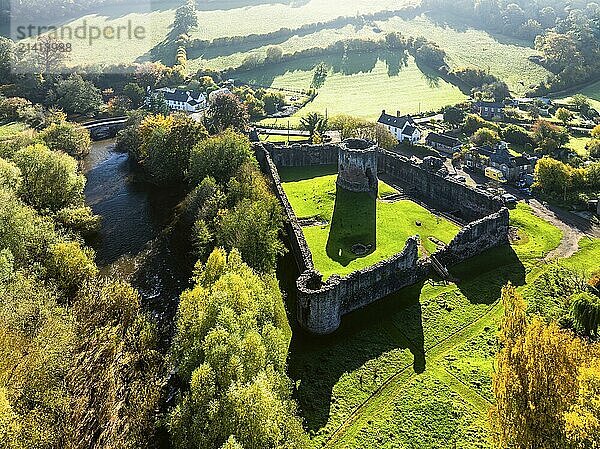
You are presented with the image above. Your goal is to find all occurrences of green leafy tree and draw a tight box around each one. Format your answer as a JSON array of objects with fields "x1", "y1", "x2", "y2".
[
  {"x1": 265, "y1": 46, "x2": 283, "y2": 63},
  {"x1": 532, "y1": 120, "x2": 569, "y2": 155},
  {"x1": 207, "y1": 93, "x2": 249, "y2": 133},
  {"x1": 169, "y1": 248, "x2": 307, "y2": 449},
  {"x1": 300, "y1": 112, "x2": 327, "y2": 143},
  {"x1": 502, "y1": 124, "x2": 532, "y2": 146},
  {"x1": 0, "y1": 273, "x2": 74, "y2": 448},
  {"x1": 46, "y1": 241, "x2": 98, "y2": 298},
  {"x1": 262, "y1": 91, "x2": 284, "y2": 115},
  {"x1": 217, "y1": 196, "x2": 285, "y2": 273},
  {"x1": 138, "y1": 113, "x2": 208, "y2": 184},
  {"x1": 122, "y1": 83, "x2": 146, "y2": 108},
  {"x1": 490, "y1": 285, "x2": 588, "y2": 449},
  {"x1": 173, "y1": 0, "x2": 198, "y2": 34},
  {"x1": 146, "y1": 92, "x2": 169, "y2": 115},
  {"x1": 556, "y1": 107, "x2": 573, "y2": 126},
  {"x1": 188, "y1": 129, "x2": 253, "y2": 185},
  {"x1": 0, "y1": 188, "x2": 57, "y2": 267},
  {"x1": 470, "y1": 127, "x2": 500, "y2": 146},
  {"x1": 39, "y1": 121, "x2": 92, "y2": 159},
  {"x1": 592, "y1": 125, "x2": 600, "y2": 140},
  {"x1": 533, "y1": 156, "x2": 571, "y2": 196},
  {"x1": 0, "y1": 158, "x2": 22, "y2": 191},
  {"x1": 12, "y1": 144, "x2": 85, "y2": 212},
  {"x1": 587, "y1": 139, "x2": 600, "y2": 159},
  {"x1": 54, "y1": 206, "x2": 101, "y2": 236},
  {"x1": 51, "y1": 74, "x2": 103, "y2": 116},
  {"x1": 443, "y1": 107, "x2": 465, "y2": 126},
  {"x1": 569, "y1": 94, "x2": 591, "y2": 114},
  {"x1": 68, "y1": 279, "x2": 165, "y2": 449}
]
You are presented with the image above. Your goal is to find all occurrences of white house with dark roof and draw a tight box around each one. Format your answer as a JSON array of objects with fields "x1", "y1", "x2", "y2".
[
  {"x1": 377, "y1": 110, "x2": 421, "y2": 144},
  {"x1": 155, "y1": 87, "x2": 207, "y2": 112}
]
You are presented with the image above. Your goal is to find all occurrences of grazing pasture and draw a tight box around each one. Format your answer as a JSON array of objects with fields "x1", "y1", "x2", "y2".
[{"x1": 237, "y1": 55, "x2": 467, "y2": 120}]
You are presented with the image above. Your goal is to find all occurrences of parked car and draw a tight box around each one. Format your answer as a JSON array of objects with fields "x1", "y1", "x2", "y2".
[{"x1": 501, "y1": 193, "x2": 518, "y2": 205}]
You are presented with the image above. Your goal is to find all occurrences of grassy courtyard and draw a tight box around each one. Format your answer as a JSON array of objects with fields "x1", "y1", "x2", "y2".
[
  {"x1": 287, "y1": 200, "x2": 597, "y2": 449},
  {"x1": 279, "y1": 165, "x2": 460, "y2": 278}
]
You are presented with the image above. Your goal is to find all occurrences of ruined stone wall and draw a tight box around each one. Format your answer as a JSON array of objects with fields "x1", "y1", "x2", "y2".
[
  {"x1": 254, "y1": 145, "x2": 314, "y2": 273},
  {"x1": 378, "y1": 150, "x2": 502, "y2": 221},
  {"x1": 296, "y1": 237, "x2": 428, "y2": 334},
  {"x1": 433, "y1": 208, "x2": 510, "y2": 266},
  {"x1": 265, "y1": 142, "x2": 338, "y2": 168}
]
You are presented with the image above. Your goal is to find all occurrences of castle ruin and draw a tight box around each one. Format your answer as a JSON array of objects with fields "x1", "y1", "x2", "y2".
[{"x1": 255, "y1": 140, "x2": 510, "y2": 335}]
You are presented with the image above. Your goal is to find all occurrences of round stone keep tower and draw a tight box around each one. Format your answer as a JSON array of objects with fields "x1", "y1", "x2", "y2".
[{"x1": 337, "y1": 139, "x2": 378, "y2": 195}]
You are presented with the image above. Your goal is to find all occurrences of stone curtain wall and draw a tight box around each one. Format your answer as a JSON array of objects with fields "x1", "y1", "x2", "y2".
[
  {"x1": 266, "y1": 142, "x2": 338, "y2": 168},
  {"x1": 378, "y1": 150, "x2": 502, "y2": 221},
  {"x1": 433, "y1": 208, "x2": 510, "y2": 266},
  {"x1": 296, "y1": 237, "x2": 428, "y2": 334},
  {"x1": 254, "y1": 145, "x2": 315, "y2": 273},
  {"x1": 254, "y1": 142, "x2": 510, "y2": 334}
]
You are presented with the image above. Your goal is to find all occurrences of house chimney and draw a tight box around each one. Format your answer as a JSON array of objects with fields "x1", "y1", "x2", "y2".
[
  {"x1": 382, "y1": 109, "x2": 386, "y2": 115},
  {"x1": 397, "y1": 110, "x2": 401, "y2": 117}
]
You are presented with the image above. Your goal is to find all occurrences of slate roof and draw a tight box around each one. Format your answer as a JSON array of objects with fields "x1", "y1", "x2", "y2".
[
  {"x1": 475, "y1": 101, "x2": 505, "y2": 109},
  {"x1": 163, "y1": 90, "x2": 189, "y2": 102},
  {"x1": 425, "y1": 132, "x2": 461, "y2": 147},
  {"x1": 402, "y1": 125, "x2": 417, "y2": 136},
  {"x1": 377, "y1": 111, "x2": 415, "y2": 129}
]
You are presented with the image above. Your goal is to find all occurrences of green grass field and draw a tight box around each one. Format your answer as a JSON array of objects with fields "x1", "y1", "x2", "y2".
[
  {"x1": 287, "y1": 201, "x2": 586, "y2": 449},
  {"x1": 280, "y1": 165, "x2": 460, "y2": 278},
  {"x1": 559, "y1": 80, "x2": 600, "y2": 113},
  {"x1": 31, "y1": 2, "x2": 177, "y2": 68},
  {"x1": 376, "y1": 13, "x2": 551, "y2": 95},
  {"x1": 190, "y1": 0, "x2": 416, "y2": 40},
  {"x1": 566, "y1": 136, "x2": 592, "y2": 157},
  {"x1": 238, "y1": 54, "x2": 467, "y2": 120}
]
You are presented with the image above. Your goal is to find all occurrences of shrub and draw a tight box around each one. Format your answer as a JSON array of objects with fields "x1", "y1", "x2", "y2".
[{"x1": 571, "y1": 292, "x2": 600, "y2": 337}]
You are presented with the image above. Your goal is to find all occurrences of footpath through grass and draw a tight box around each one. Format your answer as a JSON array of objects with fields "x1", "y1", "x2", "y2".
[
  {"x1": 280, "y1": 166, "x2": 459, "y2": 278},
  {"x1": 287, "y1": 200, "x2": 584, "y2": 449}
]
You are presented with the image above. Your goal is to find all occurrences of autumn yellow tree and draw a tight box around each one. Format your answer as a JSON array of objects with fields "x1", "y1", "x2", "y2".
[{"x1": 490, "y1": 284, "x2": 596, "y2": 449}]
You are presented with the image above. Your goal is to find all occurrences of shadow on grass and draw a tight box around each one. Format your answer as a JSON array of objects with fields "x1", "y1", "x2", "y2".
[
  {"x1": 450, "y1": 244, "x2": 527, "y2": 304},
  {"x1": 284, "y1": 244, "x2": 525, "y2": 433},
  {"x1": 277, "y1": 164, "x2": 338, "y2": 182},
  {"x1": 288, "y1": 278, "x2": 426, "y2": 433},
  {"x1": 326, "y1": 186, "x2": 376, "y2": 267}
]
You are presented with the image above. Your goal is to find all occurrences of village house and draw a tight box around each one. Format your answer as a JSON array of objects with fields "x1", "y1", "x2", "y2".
[
  {"x1": 155, "y1": 87, "x2": 207, "y2": 112},
  {"x1": 474, "y1": 100, "x2": 505, "y2": 120},
  {"x1": 208, "y1": 87, "x2": 233, "y2": 104},
  {"x1": 425, "y1": 132, "x2": 463, "y2": 155},
  {"x1": 377, "y1": 110, "x2": 421, "y2": 144},
  {"x1": 464, "y1": 142, "x2": 536, "y2": 183}
]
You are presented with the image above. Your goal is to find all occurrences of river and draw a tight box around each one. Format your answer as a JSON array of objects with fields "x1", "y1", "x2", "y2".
[{"x1": 83, "y1": 139, "x2": 193, "y2": 342}]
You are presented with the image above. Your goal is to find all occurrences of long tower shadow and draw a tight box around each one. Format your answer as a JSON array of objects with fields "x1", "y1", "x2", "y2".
[{"x1": 325, "y1": 186, "x2": 376, "y2": 267}]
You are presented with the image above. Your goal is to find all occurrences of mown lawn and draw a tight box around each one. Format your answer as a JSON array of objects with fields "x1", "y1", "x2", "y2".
[
  {"x1": 509, "y1": 203, "x2": 563, "y2": 261},
  {"x1": 280, "y1": 166, "x2": 460, "y2": 278},
  {"x1": 288, "y1": 201, "x2": 568, "y2": 449}
]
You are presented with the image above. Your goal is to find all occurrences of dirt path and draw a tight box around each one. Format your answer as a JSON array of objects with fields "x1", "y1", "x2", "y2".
[{"x1": 524, "y1": 199, "x2": 599, "y2": 260}]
